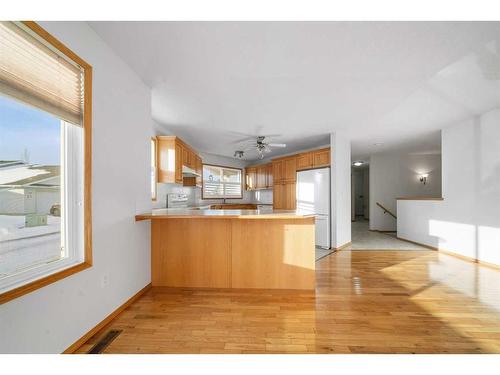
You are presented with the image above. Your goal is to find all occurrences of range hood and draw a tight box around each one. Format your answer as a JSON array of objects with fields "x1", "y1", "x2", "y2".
[{"x1": 182, "y1": 166, "x2": 201, "y2": 177}]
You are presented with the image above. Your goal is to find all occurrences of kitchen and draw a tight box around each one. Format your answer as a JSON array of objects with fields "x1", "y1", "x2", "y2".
[{"x1": 137, "y1": 135, "x2": 333, "y2": 290}]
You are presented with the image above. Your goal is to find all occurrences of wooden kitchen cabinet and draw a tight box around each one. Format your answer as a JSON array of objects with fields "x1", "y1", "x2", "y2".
[
  {"x1": 256, "y1": 165, "x2": 267, "y2": 189},
  {"x1": 272, "y1": 159, "x2": 283, "y2": 183},
  {"x1": 183, "y1": 146, "x2": 197, "y2": 169},
  {"x1": 296, "y1": 152, "x2": 313, "y2": 170},
  {"x1": 283, "y1": 182, "x2": 296, "y2": 209},
  {"x1": 273, "y1": 156, "x2": 296, "y2": 183},
  {"x1": 246, "y1": 163, "x2": 272, "y2": 190},
  {"x1": 246, "y1": 167, "x2": 257, "y2": 190},
  {"x1": 312, "y1": 148, "x2": 330, "y2": 167},
  {"x1": 291, "y1": 148, "x2": 331, "y2": 171},
  {"x1": 174, "y1": 142, "x2": 183, "y2": 183},
  {"x1": 210, "y1": 203, "x2": 258, "y2": 210},
  {"x1": 157, "y1": 135, "x2": 202, "y2": 185},
  {"x1": 273, "y1": 181, "x2": 296, "y2": 210},
  {"x1": 282, "y1": 156, "x2": 297, "y2": 182},
  {"x1": 273, "y1": 183, "x2": 284, "y2": 209},
  {"x1": 266, "y1": 163, "x2": 273, "y2": 188},
  {"x1": 195, "y1": 155, "x2": 202, "y2": 187}
]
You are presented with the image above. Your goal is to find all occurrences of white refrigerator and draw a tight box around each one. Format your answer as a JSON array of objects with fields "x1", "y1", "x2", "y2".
[{"x1": 296, "y1": 168, "x2": 331, "y2": 249}]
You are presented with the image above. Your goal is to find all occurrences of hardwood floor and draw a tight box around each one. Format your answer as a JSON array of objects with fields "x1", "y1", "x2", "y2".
[{"x1": 75, "y1": 250, "x2": 500, "y2": 354}]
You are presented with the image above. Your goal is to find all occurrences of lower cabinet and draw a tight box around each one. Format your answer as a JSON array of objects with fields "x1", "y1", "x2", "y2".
[
  {"x1": 273, "y1": 183, "x2": 283, "y2": 209},
  {"x1": 210, "y1": 204, "x2": 258, "y2": 210}
]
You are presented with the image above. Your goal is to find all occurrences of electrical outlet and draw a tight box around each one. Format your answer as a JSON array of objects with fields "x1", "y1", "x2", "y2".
[{"x1": 101, "y1": 273, "x2": 109, "y2": 288}]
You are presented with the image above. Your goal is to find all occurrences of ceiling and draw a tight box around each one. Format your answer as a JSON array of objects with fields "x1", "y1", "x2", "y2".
[{"x1": 89, "y1": 22, "x2": 500, "y2": 161}]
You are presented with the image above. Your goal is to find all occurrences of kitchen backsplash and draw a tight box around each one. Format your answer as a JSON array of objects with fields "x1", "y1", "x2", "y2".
[
  {"x1": 251, "y1": 189, "x2": 273, "y2": 204},
  {"x1": 153, "y1": 182, "x2": 256, "y2": 209}
]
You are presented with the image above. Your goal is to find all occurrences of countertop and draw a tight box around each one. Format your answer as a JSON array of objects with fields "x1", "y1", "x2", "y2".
[{"x1": 135, "y1": 208, "x2": 316, "y2": 221}]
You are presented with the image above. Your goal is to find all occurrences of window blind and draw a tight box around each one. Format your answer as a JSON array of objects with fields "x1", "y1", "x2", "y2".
[
  {"x1": 0, "y1": 21, "x2": 84, "y2": 125},
  {"x1": 203, "y1": 165, "x2": 242, "y2": 199}
]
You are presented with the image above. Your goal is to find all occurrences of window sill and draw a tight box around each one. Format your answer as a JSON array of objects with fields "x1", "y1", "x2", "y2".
[{"x1": 0, "y1": 261, "x2": 91, "y2": 305}]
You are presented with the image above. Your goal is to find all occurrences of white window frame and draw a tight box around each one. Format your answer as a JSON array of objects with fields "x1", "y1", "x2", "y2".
[
  {"x1": 202, "y1": 164, "x2": 243, "y2": 200},
  {"x1": 0, "y1": 120, "x2": 84, "y2": 294}
]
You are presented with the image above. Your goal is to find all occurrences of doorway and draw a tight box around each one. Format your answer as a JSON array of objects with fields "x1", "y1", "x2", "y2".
[{"x1": 351, "y1": 165, "x2": 369, "y2": 223}]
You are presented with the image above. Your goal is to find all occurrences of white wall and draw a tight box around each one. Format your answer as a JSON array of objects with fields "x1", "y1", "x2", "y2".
[
  {"x1": 398, "y1": 108, "x2": 500, "y2": 266},
  {"x1": 370, "y1": 151, "x2": 442, "y2": 231},
  {"x1": 330, "y1": 132, "x2": 351, "y2": 248},
  {"x1": 0, "y1": 22, "x2": 153, "y2": 353}
]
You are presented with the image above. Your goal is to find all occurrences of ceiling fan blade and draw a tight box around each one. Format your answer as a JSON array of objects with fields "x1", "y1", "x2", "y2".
[
  {"x1": 232, "y1": 137, "x2": 256, "y2": 144},
  {"x1": 268, "y1": 143, "x2": 286, "y2": 148}
]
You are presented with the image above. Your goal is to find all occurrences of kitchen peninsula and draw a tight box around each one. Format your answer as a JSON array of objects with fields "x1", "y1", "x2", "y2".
[{"x1": 136, "y1": 209, "x2": 316, "y2": 290}]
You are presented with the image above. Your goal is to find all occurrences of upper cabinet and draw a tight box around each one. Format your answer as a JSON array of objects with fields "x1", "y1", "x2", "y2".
[
  {"x1": 272, "y1": 159, "x2": 283, "y2": 183},
  {"x1": 245, "y1": 163, "x2": 273, "y2": 191},
  {"x1": 273, "y1": 156, "x2": 297, "y2": 183},
  {"x1": 244, "y1": 147, "x2": 330, "y2": 192},
  {"x1": 156, "y1": 135, "x2": 202, "y2": 186},
  {"x1": 272, "y1": 156, "x2": 297, "y2": 209},
  {"x1": 296, "y1": 152, "x2": 313, "y2": 170},
  {"x1": 282, "y1": 156, "x2": 297, "y2": 182},
  {"x1": 266, "y1": 163, "x2": 273, "y2": 188},
  {"x1": 296, "y1": 148, "x2": 330, "y2": 170},
  {"x1": 195, "y1": 154, "x2": 202, "y2": 187},
  {"x1": 245, "y1": 167, "x2": 257, "y2": 191},
  {"x1": 312, "y1": 148, "x2": 330, "y2": 168},
  {"x1": 256, "y1": 165, "x2": 267, "y2": 189}
]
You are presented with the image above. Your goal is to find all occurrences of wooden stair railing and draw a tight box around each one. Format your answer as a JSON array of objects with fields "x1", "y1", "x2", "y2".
[{"x1": 376, "y1": 202, "x2": 397, "y2": 219}]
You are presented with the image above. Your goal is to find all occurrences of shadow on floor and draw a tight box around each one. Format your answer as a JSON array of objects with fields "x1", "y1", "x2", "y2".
[{"x1": 77, "y1": 250, "x2": 500, "y2": 354}]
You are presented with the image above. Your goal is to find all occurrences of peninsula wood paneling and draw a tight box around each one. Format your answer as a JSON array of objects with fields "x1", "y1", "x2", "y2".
[
  {"x1": 231, "y1": 218, "x2": 315, "y2": 290},
  {"x1": 150, "y1": 217, "x2": 315, "y2": 290},
  {"x1": 151, "y1": 219, "x2": 232, "y2": 288}
]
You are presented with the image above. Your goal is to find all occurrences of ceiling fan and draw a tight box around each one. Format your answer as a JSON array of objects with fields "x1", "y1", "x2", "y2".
[{"x1": 234, "y1": 135, "x2": 287, "y2": 159}]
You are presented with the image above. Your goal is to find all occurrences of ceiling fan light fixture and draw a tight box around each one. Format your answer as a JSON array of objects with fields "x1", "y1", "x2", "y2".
[
  {"x1": 234, "y1": 150, "x2": 244, "y2": 159},
  {"x1": 235, "y1": 135, "x2": 287, "y2": 160}
]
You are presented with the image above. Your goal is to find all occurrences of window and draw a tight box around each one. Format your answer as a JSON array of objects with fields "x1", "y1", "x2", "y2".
[
  {"x1": 202, "y1": 164, "x2": 243, "y2": 199},
  {"x1": 151, "y1": 137, "x2": 157, "y2": 200},
  {"x1": 0, "y1": 21, "x2": 92, "y2": 304}
]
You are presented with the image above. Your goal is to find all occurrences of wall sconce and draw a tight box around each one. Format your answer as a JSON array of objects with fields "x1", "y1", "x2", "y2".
[{"x1": 419, "y1": 174, "x2": 429, "y2": 185}]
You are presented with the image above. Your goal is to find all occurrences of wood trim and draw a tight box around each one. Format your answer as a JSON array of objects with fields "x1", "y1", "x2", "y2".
[
  {"x1": 396, "y1": 197, "x2": 444, "y2": 201},
  {"x1": 83, "y1": 57, "x2": 93, "y2": 267},
  {"x1": 396, "y1": 236, "x2": 500, "y2": 271},
  {"x1": 0, "y1": 263, "x2": 91, "y2": 305},
  {"x1": 63, "y1": 283, "x2": 152, "y2": 353},
  {"x1": 0, "y1": 21, "x2": 93, "y2": 304},
  {"x1": 21, "y1": 21, "x2": 92, "y2": 71},
  {"x1": 201, "y1": 163, "x2": 244, "y2": 200}
]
